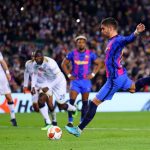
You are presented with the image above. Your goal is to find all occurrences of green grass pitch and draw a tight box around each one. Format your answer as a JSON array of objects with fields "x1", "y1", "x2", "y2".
[{"x1": 0, "y1": 112, "x2": 150, "y2": 150}]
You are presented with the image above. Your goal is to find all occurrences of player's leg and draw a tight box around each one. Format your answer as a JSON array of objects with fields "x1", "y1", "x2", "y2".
[
  {"x1": 38, "y1": 93, "x2": 52, "y2": 130},
  {"x1": 135, "y1": 77, "x2": 150, "y2": 92},
  {"x1": 121, "y1": 74, "x2": 136, "y2": 93},
  {"x1": 52, "y1": 79, "x2": 77, "y2": 112},
  {"x1": 32, "y1": 103, "x2": 39, "y2": 112},
  {"x1": 1, "y1": 76, "x2": 17, "y2": 126},
  {"x1": 65, "y1": 78, "x2": 121, "y2": 136},
  {"x1": 67, "y1": 80, "x2": 80, "y2": 126},
  {"x1": 76, "y1": 80, "x2": 115, "y2": 134},
  {"x1": 32, "y1": 89, "x2": 40, "y2": 112},
  {"x1": 67, "y1": 90, "x2": 78, "y2": 127},
  {"x1": 81, "y1": 92, "x2": 89, "y2": 122},
  {"x1": 46, "y1": 95, "x2": 57, "y2": 126},
  {"x1": 5, "y1": 93, "x2": 17, "y2": 126},
  {"x1": 80, "y1": 79, "x2": 92, "y2": 122}
]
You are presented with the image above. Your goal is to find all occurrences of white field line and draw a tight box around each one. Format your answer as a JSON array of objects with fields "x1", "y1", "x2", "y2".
[
  {"x1": 0, "y1": 126, "x2": 150, "y2": 131},
  {"x1": 86, "y1": 127, "x2": 150, "y2": 131}
]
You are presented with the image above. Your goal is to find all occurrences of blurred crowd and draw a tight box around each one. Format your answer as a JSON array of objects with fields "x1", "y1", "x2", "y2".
[{"x1": 0, "y1": 0, "x2": 150, "y2": 92}]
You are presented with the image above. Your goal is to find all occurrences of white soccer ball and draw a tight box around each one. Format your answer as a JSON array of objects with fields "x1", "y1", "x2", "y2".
[{"x1": 47, "y1": 126, "x2": 62, "y2": 140}]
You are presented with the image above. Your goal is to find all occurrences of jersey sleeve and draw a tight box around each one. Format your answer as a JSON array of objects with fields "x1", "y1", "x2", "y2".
[
  {"x1": 119, "y1": 33, "x2": 136, "y2": 45},
  {"x1": 91, "y1": 52, "x2": 98, "y2": 61},
  {"x1": 31, "y1": 65, "x2": 37, "y2": 88},
  {"x1": 66, "y1": 51, "x2": 73, "y2": 61},
  {"x1": 48, "y1": 59, "x2": 61, "y2": 74},
  {"x1": 23, "y1": 62, "x2": 30, "y2": 87},
  {"x1": 0, "y1": 52, "x2": 3, "y2": 61}
]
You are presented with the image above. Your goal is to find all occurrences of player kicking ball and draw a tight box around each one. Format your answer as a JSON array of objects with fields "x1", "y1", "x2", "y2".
[{"x1": 65, "y1": 17, "x2": 145, "y2": 137}]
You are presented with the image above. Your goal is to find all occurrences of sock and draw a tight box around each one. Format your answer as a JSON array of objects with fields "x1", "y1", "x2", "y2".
[
  {"x1": 67, "y1": 103, "x2": 76, "y2": 111},
  {"x1": 136, "y1": 77, "x2": 150, "y2": 92},
  {"x1": 81, "y1": 101, "x2": 88, "y2": 122},
  {"x1": 39, "y1": 103, "x2": 51, "y2": 125},
  {"x1": 8, "y1": 101, "x2": 15, "y2": 119},
  {"x1": 68, "y1": 99, "x2": 75, "y2": 123},
  {"x1": 78, "y1": 101, "x2": 97, "y2": 130},
  {"x1": 51, "y1": 111, "x2": 57, "y2": 122}
]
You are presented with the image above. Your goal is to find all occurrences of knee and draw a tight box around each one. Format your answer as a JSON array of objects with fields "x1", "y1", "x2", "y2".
[
  {"x1": 48, "y1": 105, "x2": 54, "y2": 112},
  {"x1": 5, "y1": 94, "x2": 13, "y2": 102},
  {"x1": 33, "y1": 103, "x2": 39, "y2": 112},
  {"x1": 92, "y1": 97, "x2": 102, "y2": 106},
  {"x1": 38, "y1": 93, "x2": 47, "y2": 107},
  {"x1": 129, "y1": 84, "x2": 136, "y2": 93},
  {"x1": 58, "y1": 103, "x2": 64, "y2": 109}
]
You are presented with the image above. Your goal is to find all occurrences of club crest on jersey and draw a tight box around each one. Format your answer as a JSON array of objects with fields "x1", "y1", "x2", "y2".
[
  {"x1": 85, "y1": 55, "x2": 89, "y2": 58},
  {"x1": 38, "y1": 67, "x2": 45, "y2": 72}
]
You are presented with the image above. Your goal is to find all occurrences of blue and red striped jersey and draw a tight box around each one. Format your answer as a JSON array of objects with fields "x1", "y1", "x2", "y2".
[
  {"x1": 105, "y1": 33, "x2": 136, "y2": 78},
  {"x1": 66, "y1": 49, "x2": 97, "y2": 79}
]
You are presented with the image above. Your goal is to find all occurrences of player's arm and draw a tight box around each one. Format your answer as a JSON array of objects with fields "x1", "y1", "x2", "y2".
[
  {"x1": 0, "y1": 59, "x2": 11, "y2": 81},
  {"x1": 31, "y1": 66, "x2": 38, "y2": 95},
  {"x1": 134, "y1": 23, "x2": 145, "y2": 36},
  {"x1": 121, "y1": 23, "x2": 145, "y2": 45},
  {"x1": 87, "y1": 58, "x2": 101, "y2": 79},
  {"x1": 23, "y1": 62, "x2": 30, "y2": 93},
  {"x1": 61, "y1": 58, "x2": 75, "y2": 80}
]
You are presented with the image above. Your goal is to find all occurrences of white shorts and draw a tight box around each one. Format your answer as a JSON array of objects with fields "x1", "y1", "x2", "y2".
[
  {"x1": 48, "y1": 73, "x2": 67, "y2": 104},
  {"x1": 32, "y1": 73, "x2": 66, "y2": 104},
  {"x1": 0, "y1": 73, "x2": 11, "y2": 95}
]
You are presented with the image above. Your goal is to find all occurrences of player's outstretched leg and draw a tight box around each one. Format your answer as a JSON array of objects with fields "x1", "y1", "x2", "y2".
[
  {"x1": 65, "y1": 98, "x2": 101, "y2": 137},
  {"x1": 135, "y1": 77, "x2": 150, "y2": 92},
  {"x1": 80, "y1": 100, "x2": 88, "y2": 123},
  {"x1": 6, "y1": 94, "x2": 17, "y2": 126},
  {"x1": 58, "y1": 103, "x2": 77, "y2": 116}
]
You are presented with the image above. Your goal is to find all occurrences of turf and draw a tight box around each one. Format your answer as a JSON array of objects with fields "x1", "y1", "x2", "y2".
[{"x1": 0, "y1": 112, "x2": 150, "y2": 150}]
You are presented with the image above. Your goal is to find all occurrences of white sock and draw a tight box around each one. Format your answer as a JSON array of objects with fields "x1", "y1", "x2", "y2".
[
  {"x1": 8, "y1": 103, "x2": 15, "y2": 119},
  {"x1": 50, "y1": 111, "x2": 57, "y2": 122},
  {"x1": 39, "y1": 105, "x2": 51, "y2": 125},
  {"x1": 67, "y1": 103, "x2": 76, "y2": 111}
]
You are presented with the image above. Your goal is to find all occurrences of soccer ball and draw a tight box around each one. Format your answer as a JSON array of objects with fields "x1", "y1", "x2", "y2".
[{"x1": 47, "y1": 126, "x2": 62, "y2": 140}]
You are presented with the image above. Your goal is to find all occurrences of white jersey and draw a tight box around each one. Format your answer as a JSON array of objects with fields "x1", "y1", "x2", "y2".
[
  {"x1": 0, "y1": 52, "x2": 6, "y2": 74},
  {"x1": 31, "y1": 56, "x2": 62, "y2": 88},
  {"x1": 31, "y1": 56, "x2": 67, "y2": 104},
  {"x1": 23, "y1": 60, "x2": 34, "y2": 87},
  {"x1": 0, "y1": 52, "x2": 11, "y2": 94}
]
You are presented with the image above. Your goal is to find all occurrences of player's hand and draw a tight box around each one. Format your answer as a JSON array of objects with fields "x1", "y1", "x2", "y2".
[
  {"x1": 42, "y1": 87, "x2": 49, "y2": 93},
  {"x1": 23, "y1": 87, "x2": 28, "y2": 94},
  {"x1": 86, "y1": 74, "x2": 94, "y2": 80},
  {"x1": 86, "y1": 74, "x2": 92, "y2": 79},
  {"x1": 136, "y1": 23, "x2": 145, "y2": 33},
  {"x1": 6, "y1": 74, "x2": 11, "y2": 81},
  {"x1": 68, "y1": 75, "x2": 76, "y2": 80},
  {"x1": 31, "y1": 87, "x2": 36, "y2": 95}
]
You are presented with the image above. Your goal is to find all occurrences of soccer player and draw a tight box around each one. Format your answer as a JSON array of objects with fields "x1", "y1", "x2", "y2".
[
  {"x1": 65, "y1": 17, "x2": 145, "y2": 137},
  {"x1": 0, "y1": 51, "x2": 17, "y2": 126},
  {"x1": 23, "y1": 52, "x2": 57, "y2": 126},
  {"x1": 31, "y1": 50, "x2": 77, "y2": 130},
  {"x1": 61, "y1": 35, "x2": 101, "y2": 127}
]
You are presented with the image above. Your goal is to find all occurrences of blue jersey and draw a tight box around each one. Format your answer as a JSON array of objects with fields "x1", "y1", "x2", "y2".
[
  {"x1": 105, "y1": 33, "x2": 136, "y2": 79},
  {"x1": 66, "y1": 49, "x2": 97, "y2": 79}
]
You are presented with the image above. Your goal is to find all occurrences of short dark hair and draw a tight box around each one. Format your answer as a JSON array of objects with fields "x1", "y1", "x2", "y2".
[
  {"x1": 34, "y1": 50, "x2": 43, "y2": 57},
  {"x1": 101, "y1": 17, "x2": 118, "y2": 29}
]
